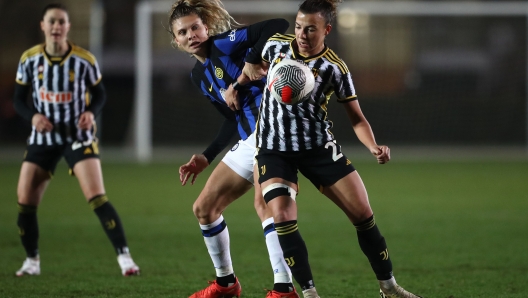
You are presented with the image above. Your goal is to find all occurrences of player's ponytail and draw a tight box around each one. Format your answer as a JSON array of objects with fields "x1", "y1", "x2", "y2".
[
  {"x1": 298, "y1": 0, "x2": 342, "y2": 25},
  {"x1": 168, "y1": 0, "x2": 241, "y2": 43}
]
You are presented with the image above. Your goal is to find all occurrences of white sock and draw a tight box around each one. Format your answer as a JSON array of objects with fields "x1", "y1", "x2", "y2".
[
  {"x1": 200, "y1": 215, "x2": 233, "y2": 277},
  {"x1": 262, "y1": 217, "x2": 292, "y2": 284}
]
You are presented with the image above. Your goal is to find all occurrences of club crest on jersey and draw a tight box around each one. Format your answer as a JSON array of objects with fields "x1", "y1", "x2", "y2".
[
  {"x1": 38, "y1": 65, "x2": 44, "y2": 72},
  {"x1": 215, "y1": 66, "x2": 223, "y2": 79},
  {"x1": 229, "y1": 29, "x2": 237, "y2": 41},
  {"x1": 39, "y1": 86, "x2": 73, "y2": 104}
]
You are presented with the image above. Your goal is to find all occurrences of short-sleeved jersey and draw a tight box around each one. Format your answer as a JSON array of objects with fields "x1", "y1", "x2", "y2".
[
  {"x1": 191, "y1": 28, "x2": 265, "y2": 141},
  {"x1": 16, "y1": 42, "x2": 102, "y2": 145},
  {"x1": 257, "y1": 34, "x2": 358, "y2": 151}
]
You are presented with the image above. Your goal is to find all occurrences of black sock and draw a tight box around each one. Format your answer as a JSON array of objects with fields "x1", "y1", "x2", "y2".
[
  {"x1": 89, "y1": 195, "x2": 129, "y2": 254},
  {"x1": 355, "y1": 215, "x2": 393, "y2": 280},
  {"x1": 216, "y1": 273, "x2": 236, "y2": 287},
  {"x1": 273, "y1": 283, "x2": 295, "y2": 293},
  {"x1": 17, "y1": 204, "x2": 39, "y2": 258},
  {"x1": 275, "y1": 220, "x2": 314, "y2": 291}
]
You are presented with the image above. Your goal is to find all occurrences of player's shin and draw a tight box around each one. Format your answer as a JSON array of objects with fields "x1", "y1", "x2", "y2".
[
  {"x1": 355, "y1": 215, "x2": 393, "y2": 280},
  {"x1": 263, "y1": 217, "x2": 295, "y2": 293},
  {"x1": 89, "y1": 194, "x2": 129, "y2": 254},
  {"x1": 17, "y1": 203, "x2": 39, "y2": 258},
  {"x1": 274, "y1": 220, "x2": 315, "y2": 291},
  {"x1": 200, "y1": 215, "x2": 237, "y2": 287}
]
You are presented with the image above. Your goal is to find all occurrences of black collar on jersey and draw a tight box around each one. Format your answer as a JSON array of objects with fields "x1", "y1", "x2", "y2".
[
  {"x1": 42, "y1": 41, "x2": 73, "y2": 65},
  {"x1": 289, "y1": 38, "x2": 329, "y2": 62}
]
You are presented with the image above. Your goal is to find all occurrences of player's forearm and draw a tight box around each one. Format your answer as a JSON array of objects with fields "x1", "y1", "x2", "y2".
[
  {"x1": 353, "y1": 122, "x2": 378, "y2": 149},
  {"x1": 13, "y1": 83, "x2": 36, "y2": 122}
]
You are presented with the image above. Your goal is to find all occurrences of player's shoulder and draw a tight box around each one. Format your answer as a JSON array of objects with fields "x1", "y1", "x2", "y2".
[
  {"x1": 70, "y1": 43, "x2": 97, "y2": 65},
  {"x1": 19, "y1": 44, "x2": 44, "y2": 63},
  {"x1": 322, "y1": 47, "x2": 349, "y2": 74},
  {"x1": 190, "y1": 60, "x2": 206, "y2": 83},
  {"x1": 268, "y1": 33, "x2": 295, "y2": 43}
]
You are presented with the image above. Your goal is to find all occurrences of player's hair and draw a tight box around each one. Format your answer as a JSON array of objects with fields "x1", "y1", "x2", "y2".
[
  {"x1": 168, "y1": 0, "x2": 241, "y2": 45},
  {"x1": 298, "y1": 0, "x2": 342, "y2": 25},
  {"x1": 42, "y1": 3, "x2": 68, "y2": 20}
]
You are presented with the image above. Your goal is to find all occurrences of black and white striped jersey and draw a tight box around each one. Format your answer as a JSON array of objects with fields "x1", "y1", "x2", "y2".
[
  {"x1": 15, "y1": 42, "x2": 102, "y2": 145},
  {"x1": 256, "y1": 34, "x2": 358, "y2": 152}
]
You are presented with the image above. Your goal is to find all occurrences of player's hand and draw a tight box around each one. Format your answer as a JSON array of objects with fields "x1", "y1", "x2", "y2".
[
  {"x1": 78, "y1": 111, "x2": 95, "y2": 130},
  {"x1": 32, "y1": 113, "x2": 53, "y2": 133},
  {"x1": 224, "y1": 84, "x2": 240, "y2": 111},
  {"x1": 242, "y1": 62, "x2": 268, "y2": 81},
  {"x1": 370, "y1": 145, "x2": 390, "y2": 164},
  {"x1": 179, "y1": 154, "x2": 209, "y2": 185}
]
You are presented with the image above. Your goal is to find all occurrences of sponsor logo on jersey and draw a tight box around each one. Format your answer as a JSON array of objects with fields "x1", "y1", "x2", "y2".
[
  {"x1": 215, "y1": 66, "x2": 223, "y2": 79},
  {"x1": 219, "y1": 88, "x2": 227, "y2": 101},
  {"x1": 39, "y1": 86, "x2": 73, "y2": 103},
  {"x1": 229, "y1": 29, "x2": 237, "y2": 41}
]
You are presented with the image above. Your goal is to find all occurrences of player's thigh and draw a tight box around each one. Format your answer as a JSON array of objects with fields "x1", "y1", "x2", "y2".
[
  {"x1": 222, "y1": 134, "x2": 257, "y2": 184},
  {"x1": 255, "y1": 149, "x2": 299, "y2": 221},
  {"x1": 195, "y1": 161, "x2": 253, "y2": 212},
  {"x1": 17, "y1": 162, "x2": 52, "y2": 205},
  {"x1": 298, "y1": 140, "x2": 355, "y2": 191},
  {"x1": 322, "y1": 171, "x2": 373, "y2": 224},
  {"x1": 17, "y1": 145, "x2": 62, "y2": 205},
  {"x1": 64, "y1": 140, "x2": 104, "y2": 200}
]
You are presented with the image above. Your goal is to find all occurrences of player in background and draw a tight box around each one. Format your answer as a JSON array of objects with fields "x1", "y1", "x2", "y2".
[
  {"x1": 168, "y1": 0, "x2": 297, "y2": 297},
  {"x1": 234, "y1": 0, "x2": 423, "y2": 297},
  {"x1": 12, "y1": 3, "x2": 139, "y2": 277}
]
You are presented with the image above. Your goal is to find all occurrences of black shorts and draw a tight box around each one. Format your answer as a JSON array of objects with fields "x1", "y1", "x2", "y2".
[
  {"x1": 256, "y1": 141, "x2": 356, "y2": 190},
  {"x1": 24, "y1": 140, "x2": 100, "y2": 175}
]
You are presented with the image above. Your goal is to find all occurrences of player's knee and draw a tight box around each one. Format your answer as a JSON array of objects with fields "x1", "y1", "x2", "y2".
[
  {"x1": 262, "y1": 183, "x2": 297, "y2": 204},
  {"x1": 192, "y1": 195, "x2": 220, "y2": 219}
]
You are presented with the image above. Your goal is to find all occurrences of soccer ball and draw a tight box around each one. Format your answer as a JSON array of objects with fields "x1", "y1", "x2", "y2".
[{"x1": 268, "y1": 59, "x2": 315, "y2": 105}]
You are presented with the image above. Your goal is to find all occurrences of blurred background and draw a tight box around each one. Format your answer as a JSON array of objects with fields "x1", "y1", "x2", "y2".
[{"x1": 0, "y1": 0, "x2": 527, "y2": 163}]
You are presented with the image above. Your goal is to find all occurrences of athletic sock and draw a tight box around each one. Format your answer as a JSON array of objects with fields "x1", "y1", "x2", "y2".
[
  {"x1": 274, "y1": 220, "x2": 314, "y2": 291},
  {"x1": 262, "y1": 217, "x2": 294, "y2": 291},
  {"x1": 17, "y1": 203, "x2": 39, "y2": 258},
  {"x1": 89, "y1": 195, "x2": 129, "y2": 254},
  {"x1": 355, "y1": 215, "x2": 393, "y2": 280},
  {"x1": 200, "y1": 215, "x2": 234, "y2": 283}
]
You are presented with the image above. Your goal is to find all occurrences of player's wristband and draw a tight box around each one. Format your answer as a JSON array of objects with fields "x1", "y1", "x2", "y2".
[{"x1": 232, "y1": 81, "x2": 244, "y2": 91}]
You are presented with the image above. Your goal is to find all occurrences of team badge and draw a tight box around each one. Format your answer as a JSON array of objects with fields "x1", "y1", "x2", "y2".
[
  {"x1": 38, "y1": 65, "x2": 44, "y2": 72},
  {"x1": 215, "y1": 66, "x2": 223, "y2": 79}
]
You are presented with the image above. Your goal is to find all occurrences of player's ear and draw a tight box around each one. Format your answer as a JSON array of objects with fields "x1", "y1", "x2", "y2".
[{"x1": 324, "y1": 24, "x2": 332, "y2": 36}]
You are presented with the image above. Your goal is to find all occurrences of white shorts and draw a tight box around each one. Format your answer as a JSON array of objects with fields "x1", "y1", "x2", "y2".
[{"x1": 222, "y1": 132, "x2": 256, "y2": 184}]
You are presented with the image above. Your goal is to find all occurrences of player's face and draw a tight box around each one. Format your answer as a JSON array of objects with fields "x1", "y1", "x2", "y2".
[
  {"x1": 40, "y1": 9, "x2": 70, "y2": 45},
  {"x1": 295, "y1": 11, "x2": 331, "y2": 57},
  {"x1": 172, "y1": 13, "x2": 209, "y2": 56}
]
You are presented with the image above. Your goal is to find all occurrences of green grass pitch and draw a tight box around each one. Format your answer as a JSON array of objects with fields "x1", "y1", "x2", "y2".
[{"x1": 0, "y1": 159, "x2": 527, "y2": 297}]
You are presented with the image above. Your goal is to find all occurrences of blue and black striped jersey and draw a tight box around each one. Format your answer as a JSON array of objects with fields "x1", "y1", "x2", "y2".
[
  {"x1": 191, "y1": 27, "x2": 264, "y2": 141},
  {"x1": 190, "y1": 19, "x2": 289, "y2": 163}
]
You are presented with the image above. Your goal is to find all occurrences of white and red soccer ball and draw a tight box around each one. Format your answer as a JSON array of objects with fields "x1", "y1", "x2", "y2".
[{"x1": 268, "y1": 59, "x2": 315, "y2": 105}]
